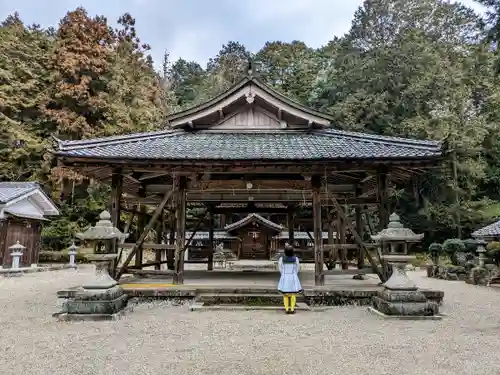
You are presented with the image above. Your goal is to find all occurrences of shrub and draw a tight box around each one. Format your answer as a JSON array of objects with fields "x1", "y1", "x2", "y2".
[
  {"x1": 443, "y1": 239, "x2": 467, "y2": 266},
  {"x1": 442, "y1": 238, "x2": 466, "y2": 254},
  {"x1": 427, "y1": 243, "x2": 442, "y2": 265},
  {"x1": 486, "y1": 241, "x2": 500, "y2": 266}
]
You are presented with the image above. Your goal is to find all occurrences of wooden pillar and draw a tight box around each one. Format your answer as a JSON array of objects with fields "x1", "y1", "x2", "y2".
[
  {"x1": 110, "y1": 169, "x2": 123, "y2": 230},
  {"x1": 109, "y1": 169, "x2": 122, "y2": 254},
  {"x1": 208, "y1": 208, "x2": 214, "y2": 271},
  {"x1": 287, "y1": 207, "x2": 295, "y2": 246},
  {"x1": 312, "y1": 176, "x2": 324, "y2": 286},
  {"x1": 377, "y1": 168, "x2": 390, "y2": 230},
  {"x1": 338, "y1": 206, "x2": 348, "y2": 270},
  {"x1": 135, "y1": 196, "x2": 147, "y2": 269},
  {"x1": 355, "y1": 205, "x2": 364, "y2": 269},
  {"x1": 220, "y1": 213, "x2": 226, "y2": 228},
  {"x1": 327, "y1": 211, "x2": 336, "y2": 269},
  {"x1": 167, "y1": 210, "x2": 175, "y2": 270},
  {"x1": 173, "y1": 176, "x2": 187, "y2": 284},
  {"x1": 355, "y1": 185, "x2": 365, "y2": 269},
  {"x1": 154, "y1": 215, "x2": 163, "y2": 270}
]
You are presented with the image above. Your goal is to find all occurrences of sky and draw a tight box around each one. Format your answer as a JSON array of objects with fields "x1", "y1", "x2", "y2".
[{"x1": 0, "y1": 0, "x2": 486, "y2": 68}]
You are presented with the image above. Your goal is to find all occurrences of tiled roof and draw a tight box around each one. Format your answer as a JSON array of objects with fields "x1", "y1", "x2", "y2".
[
  {"x1": 472, "y1": 220, "x2": 500, "y2": 238},
  {"x1": 224, "y1": 213, "x2": 283, "y2": 232},
  {"x1": 54, "y1": 128, "x2": 442, "y2": 161},
  {"x1": 184, "y1": 231, "x2": 238, "y2": 240},
  {"x1": 275, "y1": 231, "x2": 331, "y2": 240},
  {"x1": 0, "y1": 182, "x2": 39, "y2": 204}
]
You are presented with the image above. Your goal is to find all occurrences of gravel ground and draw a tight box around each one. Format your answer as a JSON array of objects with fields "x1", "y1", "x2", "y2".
[{"x1": 0, "y1": 267, "x2": 499, "y2": 375}]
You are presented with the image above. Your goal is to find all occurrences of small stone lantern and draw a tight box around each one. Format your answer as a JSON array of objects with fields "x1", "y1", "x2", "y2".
[
  {"x1": 10, "y1": 241, "x2": 25, "y2": 270},
  {"x1": 476, "y1": 240, "x2": 487, "y2": 268},
  {"x1": 68, "y1": 242, "x2": 78, "y2": 269},
  {"x1": 56, "y1": 211, "x2": 129, "y2": 321},
  {"x1": 369, "y1": 213, "x2": 441, "y2": 319}
]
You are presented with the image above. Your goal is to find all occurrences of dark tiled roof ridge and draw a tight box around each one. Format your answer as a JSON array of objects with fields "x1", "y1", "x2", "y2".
[{"x1": 56, "y1": 129, "x2": 182, "y2": 151}]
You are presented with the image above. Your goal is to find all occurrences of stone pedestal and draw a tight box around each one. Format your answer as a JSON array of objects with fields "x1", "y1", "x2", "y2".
[
  {"x1": 68, "y1": 250, "x2": 77, "y2": 268},
  {"x1": 55, "y1": 254, "x2": 128, "y2": 321},
  {"x1": 369, "y1": 255, "x2": 441, "y2": 320}
]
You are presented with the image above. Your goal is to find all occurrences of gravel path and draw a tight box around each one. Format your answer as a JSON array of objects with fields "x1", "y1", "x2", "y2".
[{"x1": 0, "y1": 267, "x2": 499, "y2": 375}]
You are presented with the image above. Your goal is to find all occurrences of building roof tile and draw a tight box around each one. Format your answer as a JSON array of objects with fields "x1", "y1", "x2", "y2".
[
  {"x1": 0, "y1": 182, "x2": 39, "y2": 204},
  {"x1": 55, "y1": 128, "x2": 442, "y2": 161}
]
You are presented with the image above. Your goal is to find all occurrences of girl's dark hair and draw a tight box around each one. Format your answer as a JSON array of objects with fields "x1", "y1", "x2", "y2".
[{"x1": 284, "y1": 246, "x2": 294, "y2": 257}]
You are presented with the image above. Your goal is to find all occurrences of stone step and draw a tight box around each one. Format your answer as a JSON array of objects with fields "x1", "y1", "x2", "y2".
[
  {"x1": 195, "y1": 292, "x2": 305, "y2": 306},
  {"x1": 190, "y1": 302, "x2": 311, "y2": 312}
]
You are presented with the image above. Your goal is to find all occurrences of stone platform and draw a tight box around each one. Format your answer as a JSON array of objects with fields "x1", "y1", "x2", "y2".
[{"x1": 57, "y1": 268, "x2": 444, "y2": 309}]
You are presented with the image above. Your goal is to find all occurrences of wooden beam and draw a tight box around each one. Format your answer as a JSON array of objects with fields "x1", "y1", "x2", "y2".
[
  {"x1": 312, "y1": 175, "x2": 324, "y2": 286},
  {"x1": 328, "y1": 195, "x2": 385, "y2": 282},
  {"x1": 61, "y1": 158, "x2": 442, "y2": 175},
  {"x1": 130, "y1": 191, "x2": 380, "y2": 204},
  {"x1": 115, "y1": 189, "x2": 174, "y2": 280}
]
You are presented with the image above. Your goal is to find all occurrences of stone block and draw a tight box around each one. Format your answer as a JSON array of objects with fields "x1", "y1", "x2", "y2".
[
  {"x1": 378, "y1": 289, "x2": 427, "y2": 303},
  {"x1": 372, "y1": 296, "x2": 439, "y2": 316},
  {"x1": 62, "y1": 293, "x2": 128, "y2": 315},
  {"x1": 73, "y1": 285, "x2": 125, "y2": 301}
]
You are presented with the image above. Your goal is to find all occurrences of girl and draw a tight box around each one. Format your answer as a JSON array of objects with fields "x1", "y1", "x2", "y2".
[{"x1": 277, "y1": 245, "x2": 302, "y2": 314}]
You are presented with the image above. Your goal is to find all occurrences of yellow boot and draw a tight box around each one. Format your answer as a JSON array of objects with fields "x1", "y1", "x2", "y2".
[
  {"x1": 283, "y1": 294, "x2": 290, "y2": 313},
  {"x1": 290, "y1": 294, "x2": 297, "y2": 314}
]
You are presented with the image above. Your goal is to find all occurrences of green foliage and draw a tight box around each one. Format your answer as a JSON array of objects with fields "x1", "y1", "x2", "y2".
[
  {"x1": 486, "y1": 241, "x2": 500, "y2": 265},
  {"x1": 442, "y1": 238, "x2": 466, "y2": 254},
  {"x1": 428, "y1": 243, "x2": 443, "y2": 254}
]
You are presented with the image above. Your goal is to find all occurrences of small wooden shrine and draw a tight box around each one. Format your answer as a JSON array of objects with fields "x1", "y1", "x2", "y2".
[
  {"x1": 54, "y1": 64, "x2": 444, "y2": 285},
  {"x1": 0, "y1": 182, "x2": 59, "y2": 267}
]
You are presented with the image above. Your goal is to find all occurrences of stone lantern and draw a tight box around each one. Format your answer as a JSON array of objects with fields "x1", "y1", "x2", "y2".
[
  {"x1": 67, "y1": 242, "x2": 78, "y2": 269},
  {"x1": 9, "y1": 241, "x2": 25, "y2": 270},
  {"x1": 369, "y1": 213, "x2": 441, "y2": 319},
  {"x1": 56, "y1": 210, "x2": 130, "y2": 321},
  {"x1": 476, "y1": 239, "x2": 487, "y2": 268}
]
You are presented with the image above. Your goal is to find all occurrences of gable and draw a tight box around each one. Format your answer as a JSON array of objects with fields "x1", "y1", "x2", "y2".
[
  {"x1": 167, "y1": 78, "x2": 333, "y2": 129},
  {"x1": 0, "y1": 188, "x2": 59, "y2": 218},
  {"x1": 211, "y1": 107, "x2": 285, "y2": 130}
]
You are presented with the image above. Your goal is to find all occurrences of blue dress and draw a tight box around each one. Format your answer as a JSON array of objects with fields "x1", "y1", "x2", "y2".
[{"x1": 277, "y1": 256, "x2": 302, "y2": 293}]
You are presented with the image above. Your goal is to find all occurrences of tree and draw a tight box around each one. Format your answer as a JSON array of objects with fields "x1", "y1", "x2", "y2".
[
  {"x1": 255, "y1": 41, "x2": 320, "y2": 103},
  {"x1": 44, "y1": 7, "x2": 114, "y2": 141},
  {"x1": 107, "y1": 13, "x2": 163, "y2": 133},
  {"x1": 203, "y1": 41, "x2": 252, "y2": 97},
  {"x1": 0, "y1": 14, "x2": 52, "y2": 181}
]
